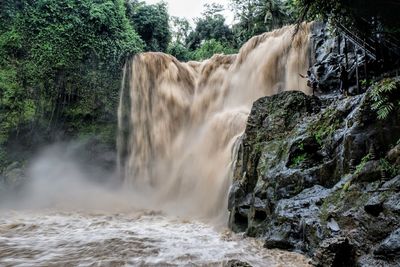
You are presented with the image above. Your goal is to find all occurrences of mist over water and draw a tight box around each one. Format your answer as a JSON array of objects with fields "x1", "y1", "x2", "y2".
[
  {"x1": 0, "y1": 24, "x2": 313, "y2": 266},
  {"x1": 0, "y1": 144, "x2": 310, "y2": 266}
]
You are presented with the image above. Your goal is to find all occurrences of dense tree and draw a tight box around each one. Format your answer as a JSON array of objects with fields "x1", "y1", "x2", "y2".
[
  {"x1": 0, "y1": 0, "x2": 143, "y2": 168},
  {"x1": 167, "y1": 16, "x2": 192, "y2": 61},
  {"x1": 167, "y1": 4, "x2": 237, "y2": 61},
  {"x1": 127, "y1": 1, "x2": 171, "y2": 52},
  {"x1": 186, "y1": 3, "x2": 234, "y2": 50},
  {"x1": 230, "y1": 0, "x2": 296, "y2": 46},
  {"x1": 170, "y1": 16, "x2": 191, "y2": 45},
  {"x1": 167, "y1": 42, "x2": 191, "y2": 61},
  {"x1": 190, "y1": 39, "x2": 237, "y2": 61}
]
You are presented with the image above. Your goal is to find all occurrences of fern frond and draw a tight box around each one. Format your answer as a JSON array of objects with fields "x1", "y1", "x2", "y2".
[{"x1": 370, "y1": 77, "x2": 399, "y2": 120}]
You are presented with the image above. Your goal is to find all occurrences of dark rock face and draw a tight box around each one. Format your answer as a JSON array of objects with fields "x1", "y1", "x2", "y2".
[
  {"x1": 310, "y1": 22, "x2": 342, "y2": 92},
  {"x1": 310, "y1": 22, "x2": 368, "y2": 95},
  {"x1": 228, "y1": 90, "x2": 400, "y2": 266},
  {"x1": 224, "y1": 260, "x2": 252, "y2": 267},
  {"x1": 314, "y1": 237, "x2": 356, "y2": 267},
  {"x1": 374, "y1": 228, "x2": 400, "y2": 258}
]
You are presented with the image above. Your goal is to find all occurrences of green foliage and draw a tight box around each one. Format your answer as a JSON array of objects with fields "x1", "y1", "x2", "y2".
[
  {"x1": 168, "y1": 0, "x2": 299, "y2": 59},
  {"x1": 19, "y1": 0, "x2": 142, "y2": 128},
  {"x1": 0, "y1": 0, "x2": 145, "y2": 165},
  {"x1": 314, "y1": 124, "x2": 336, "y2": 146},
  {"x1": 167, "y1": 16, "x2": 193, "y2": 61},
  {"x1": 309, "y1": 107, "x2": 342, "y2": 146},
  {"x1": 128, "y1": 1, "x2": 171, "y2": 52},
  {"x1": 380, "y1": 158, "x2": 400, "y2": 178},
  {"x1": 290, "y1": 153, "x2": 306, "y2": 168},
  {"x1": 355, "y1": 153, "x2": 372, "y2": 175},
  {"x1": 186, "y1": 4, "x2": 234, "y2": 50},
  {"x1": 190, "y1": 39, "x2": 237, "y2": 61},
  {"x1": 295, "y1": 0, "x2": 347, "y2": 21},
  {"x1": 0, "y1": 66, "x2": 35, "y2": 144},
  {"x1": 370, "y1": 77, "x2": 400, "y2": 120},
  {"x1": 360, "y1": 79, "x2": 371, "y2": 89},
  {"x1": 167, "y1": 42, "x2": 191, "y2": 61},
  {"x1": 353, "y1": 154, "x2": 399, "y2": 178},
  {"x1": 170, "y1": 17, "x2": 191, "y2": 43},
  {"x1": 298, "y1": 142, "x2": 305, "y2": 150},
  {"x1": 230, "y1": 0, "x2": 296, "y2": 46},
  {"x1": 288, "y1": 141, "x2": 307, "y2": 168},
  {"x1": 342, "y1": 179, "x2": 352, "y2": 192}
]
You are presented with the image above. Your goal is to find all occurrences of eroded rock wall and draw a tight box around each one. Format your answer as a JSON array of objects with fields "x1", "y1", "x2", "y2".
[{"x1": 228, "y1": 90, "x2": 400, "y2": 266}]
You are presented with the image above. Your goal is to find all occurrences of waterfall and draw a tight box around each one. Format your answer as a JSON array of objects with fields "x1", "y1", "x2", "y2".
[{"x1": 117, "y1": 23, "x2": 313, "y2": 222}]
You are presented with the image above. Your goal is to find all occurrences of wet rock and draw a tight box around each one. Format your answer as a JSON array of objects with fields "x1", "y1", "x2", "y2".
[
  {"x1": 310, "y1": 22, "x2": 365, "y2": 95},
  {"x1": 286, "y1": 136, "x2": 323, "y2": 169},
  {"x1": 224, "y1": 260, "x2": 252, "y2": 267},
  {"x1": 313, "y1": 237, "x2": 356, "y2": 267},
  {"x1": 264, "y1": 233, "x2": 294, "y2": 250},
  {"x1": 327, "y1": 218, "x2": 340, "y2": 232},
  {"x1": 228, "y1": 91, "x2": 321, "y2": 231},
  {"x1": 228, "y1": 181, "x2": 247, "y2": 210},
  {"x1": 364, "y1": 195, "x2": 384, "y2": 217},
  {"x1": 353, "y1": 161, "x2": 382, "y2": 183},
  {"x1": 275, "y1": 185, "x2": 331, "y2": 219},
  {"x1": 228, "y1": 88, "x2": 400, "y2": 266},
  {"x1": 387, "y1": 145, "x2": 400, "y2": 165},
  {"x1": 383, "y1": 193, "x2": 400, "y2": 214},
  {"x1": 310, "y1": 23, "x2": 341, "y2": 92},
  {"x1": 374, "y1": 228, "x2": 400, "y2": 258},
  {"x1": 357, "y1": 254, "x2": 400, "y2": 267},
  {"x1": 382, "y1": 175, "x2": 400, "y2": 191},
  {"x1": 267, "y1": 186, "x2": 330, "y2": 251}
]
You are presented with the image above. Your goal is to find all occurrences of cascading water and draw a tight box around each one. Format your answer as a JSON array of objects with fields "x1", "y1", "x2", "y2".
[
  {"x1": 118, "y1": 23, "x2": 313, "y2": 222},
  {"x1": 0, "y1": 23, "x2": 314, "y2": 267}
]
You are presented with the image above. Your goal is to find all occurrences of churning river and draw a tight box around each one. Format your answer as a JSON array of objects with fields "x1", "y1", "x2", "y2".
[{"x1": 0, "y1": 210, "x2": 310, "y2": 266}]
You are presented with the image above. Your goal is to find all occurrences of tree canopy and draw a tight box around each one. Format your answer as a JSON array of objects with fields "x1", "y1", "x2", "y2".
[
  {"x1": 186, "y1": 3, "x2": 234, "y2": 50},
  {"x1": 230, "y1": 0, "x2": 296, "y2": 45},
  {"x1": 127, "y1": 1, "x2": 171, "y2": 52}
]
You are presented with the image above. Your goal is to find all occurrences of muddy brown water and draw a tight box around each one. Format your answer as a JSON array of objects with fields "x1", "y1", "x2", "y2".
[{"x1": 0, "y1": 210, "x2": 311, "y2": 267}]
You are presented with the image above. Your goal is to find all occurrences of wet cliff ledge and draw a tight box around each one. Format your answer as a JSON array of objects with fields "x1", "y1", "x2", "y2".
[{"x1": 228, "y1": 89, "x2": 400, "y2": 266}]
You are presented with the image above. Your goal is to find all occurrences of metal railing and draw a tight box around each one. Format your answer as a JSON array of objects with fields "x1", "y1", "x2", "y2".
[{"x1": 337, "y1": 23, "x2": 377, "y2": 60}]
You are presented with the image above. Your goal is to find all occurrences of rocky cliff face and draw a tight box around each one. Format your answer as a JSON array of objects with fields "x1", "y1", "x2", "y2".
[{"x1": 228, "y1": 90, "x2": 400, "y2": 266}]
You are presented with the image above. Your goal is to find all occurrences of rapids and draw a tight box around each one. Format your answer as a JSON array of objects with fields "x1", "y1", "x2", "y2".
[{"x1": 0, "y1": 210, "x2": 311, "y2": 266}]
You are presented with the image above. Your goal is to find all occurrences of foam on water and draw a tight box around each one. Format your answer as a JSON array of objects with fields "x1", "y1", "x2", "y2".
[{"x1": 0, "y1": 210, "x2": 311, "y2": 266}]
